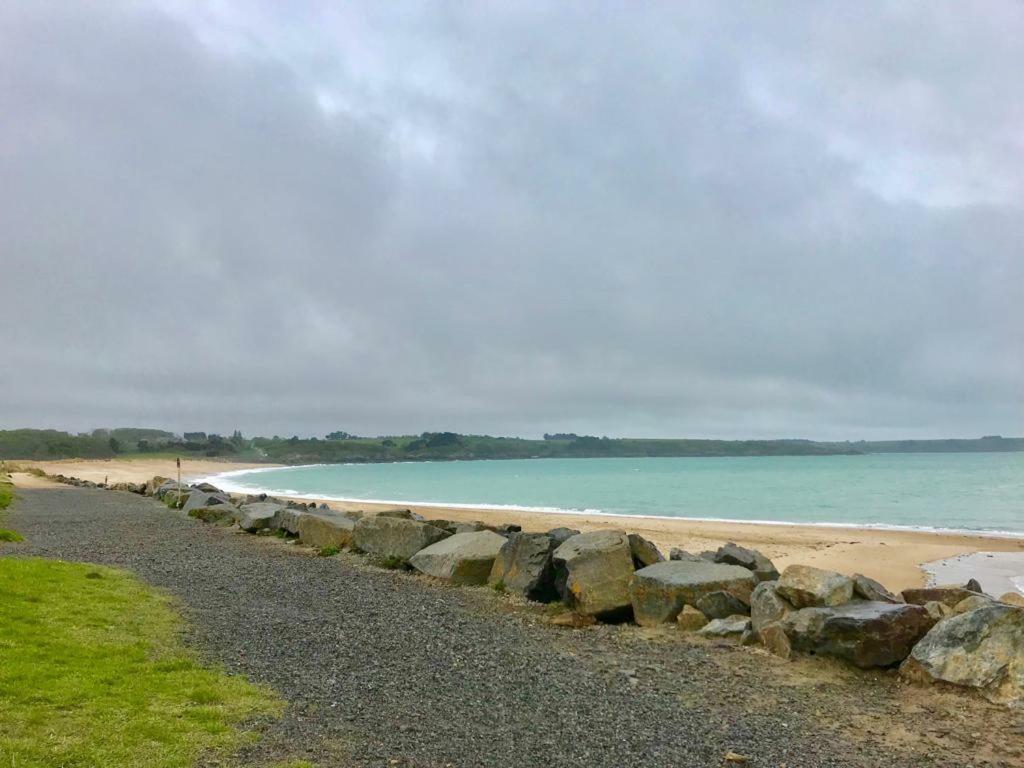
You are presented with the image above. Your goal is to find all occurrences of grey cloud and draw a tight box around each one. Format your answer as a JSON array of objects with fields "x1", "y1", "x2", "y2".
[{"x1": 1, "y1": 1, "x2": 1022, "y2": 440}]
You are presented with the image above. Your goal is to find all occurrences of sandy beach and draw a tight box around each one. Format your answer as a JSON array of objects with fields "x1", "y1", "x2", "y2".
[{"x1": 12, "y1": 457, "x2": 1024, "y2": 592}]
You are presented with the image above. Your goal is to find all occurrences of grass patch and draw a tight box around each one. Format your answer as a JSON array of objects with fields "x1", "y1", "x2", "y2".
[
  {"x1": 0, "y1": 558, "x2": 282, "y2": 767},
  {"x1": 376, "y1": 555, "x2": 409, "y2": 570},
  {"x1": 317, "y1": 545, "x2": 341, "y2": 557},
  {"x1": 0, "y1": 473, "x2": 19, "y2": 542},
  {"x1": 0, "y1": 475, "x2": 13, "y2": 511},
  {"x1": 491, "y1": 579, "x2": 506, "y2": 593}
]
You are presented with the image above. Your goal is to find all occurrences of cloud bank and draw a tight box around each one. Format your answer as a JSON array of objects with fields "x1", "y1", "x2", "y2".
[{"x1": 2, "y1": 1, "x2": 1022, "y2": 439}]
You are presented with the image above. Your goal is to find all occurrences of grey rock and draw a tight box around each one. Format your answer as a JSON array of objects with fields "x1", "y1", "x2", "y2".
[
  {"x1": 952, "y1": 594, "x2": 997, "y2": 615},
  {"x1": 902, "y1": 584, "x2": 982, "y2": 608},
  {"x1": 546, "y1": 527, "x2": 581, "y2": 546},
  {"x1": 374, "y1": 508, "x2": 414, "y2": 520},
  {"x1": 187, "y1": 503, "x2": 240, "y2": 525},
  {"x1": 237, "y1": 501, "x2": 285, "y2": 532},
  {"x1": 1000, "y1": 592, "x2": 1024, "y2": 608},
  {"x1": 698, "y1": 615, "x2": 751, "y2": 637},
  {"x1": 924, "y1": 600, "x2": 951, "y2": 622},
  {"x1": 277, "y1": 507, "x2": 306, "y2": 536},
  {"x1": 410, "y1": 530, "x2": 508, "y2": 585},
  {"x1": 750, "y1": 580, "x2": 792, "y2": 634},
  {"x1": 488, "y1": 532, "x2": 559, "y2": 601},
  {"x1": 627, "y1": 533, "x2": 664, "y2": 568},
  {"x1": 712, "y1": 542, "x2": 779, "y2": 582},
  {"x1": 669, "y1": 548, "x2": 703, "y2": 562},
  {"x1": 760, "y1": 623, "x2": 793, "y2": 659},
  {"x1": 777, "y1": 565, "x2": 854, "y2": 608},
  {"x1": 901, "y1": 603, "x2": 1024, "y2": 706},
  {"x1": 154, "y1": 479, "x2": 189, "y2": 501},
  {"x1": 352, "y1": 516, "x2": 452, "y2": 562},
  {"x1": 782, "y1": 601, "x2": 934, "y2": 668},
  {"x1": 676, "y1": 605, "x2": 709, "y2": 631},
  {"x1": 852, "y1": 573, "x2": 900, "y2": 603},
  {"x1": 298, "y1": 511, "x2": 358, "y2": 550},
  {"x1": 696, "y1": 590, "x2": 751, "y2": 620},
  {"x1": 452, "y1": 521, "x2": 490, "y2": 534},
  {"x1": 628, "y1": 559, "x2": 755, "y2": 627},
  {"x1": 552, "y1": 529, "x2": 636, "y2": 620},
  {"x1": 181, "y1": 491, "x2": 230, "y2": 515}
]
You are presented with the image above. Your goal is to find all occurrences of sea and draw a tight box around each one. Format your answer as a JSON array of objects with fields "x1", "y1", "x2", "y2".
[{"x1": 203, "y1": 451, "x2": 1024, "y2": 537}]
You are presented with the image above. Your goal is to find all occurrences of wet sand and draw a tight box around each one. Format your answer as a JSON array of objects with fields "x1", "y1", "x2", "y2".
[{"x1": 12, "y1": 457, "x2": 1024, "y2": 592}]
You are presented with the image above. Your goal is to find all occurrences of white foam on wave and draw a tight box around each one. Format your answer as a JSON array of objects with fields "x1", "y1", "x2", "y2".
[{"x1": 194, "y1": 465, "x2": 1024, "y2": 541}]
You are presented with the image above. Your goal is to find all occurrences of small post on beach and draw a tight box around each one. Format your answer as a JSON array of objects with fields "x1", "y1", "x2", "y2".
[{"x1": 176, "y1": 457, "x2": 182, "y2": 507}]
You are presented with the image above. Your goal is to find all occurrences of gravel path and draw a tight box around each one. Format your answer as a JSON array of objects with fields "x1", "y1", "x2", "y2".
[{"x1": 5, "y1": 485, "x2": 1021, "y2": 768}]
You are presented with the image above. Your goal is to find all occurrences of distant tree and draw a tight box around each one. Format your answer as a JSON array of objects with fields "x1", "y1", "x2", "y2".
[
  {"x1": 326, "y1": 431, "x2": 354, "y2": 440},
  {"x1": 183, "y1": 432, "x2": 207, "y2": 442},
  {"x1": 137, "y1": 439, "x2": 150, "y2": 452},
  {"x1": 108, "y1": 437, "x2": 121, "y2": 454},
  {"x1": 422, "y1": 431, "x2": 461, "y2": 448}
]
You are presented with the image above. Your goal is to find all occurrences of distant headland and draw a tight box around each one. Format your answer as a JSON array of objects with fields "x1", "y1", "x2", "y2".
[{"x1": 1, "y1": 428, "x2": 1022, "y2": 464}]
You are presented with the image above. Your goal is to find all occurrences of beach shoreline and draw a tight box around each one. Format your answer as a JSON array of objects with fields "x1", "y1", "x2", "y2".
[{"x1": 13, "y1": 456, "x2": 1024, "y2": 593}]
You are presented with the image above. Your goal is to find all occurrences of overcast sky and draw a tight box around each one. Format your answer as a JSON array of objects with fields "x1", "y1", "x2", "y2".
[{"x1": 2, "y1": 1, "x2": 1022, "y2": 440}]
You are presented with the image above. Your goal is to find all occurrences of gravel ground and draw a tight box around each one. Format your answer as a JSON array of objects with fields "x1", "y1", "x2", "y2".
[{"x1": 5, "y1": 485, "x2": 1023, "y2": 768}]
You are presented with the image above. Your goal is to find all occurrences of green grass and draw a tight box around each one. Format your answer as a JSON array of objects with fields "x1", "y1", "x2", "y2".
[
  {"x1": 317, "y1": 545, "x2": 341, "y2": 557},
  {"x1": 0, "y1": 474, "x2": 13, "y2": 511},
  {"x1": 0, "y1": 558, "x2": 283, "y2": 767},
  {"x1": 0, "y1": 473, "x2": 19, "y2": 543}
]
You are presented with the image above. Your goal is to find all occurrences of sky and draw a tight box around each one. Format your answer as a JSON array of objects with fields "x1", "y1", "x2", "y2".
[{"x1": 2, "y1": 1, "x2": 1022, "y2": 441}]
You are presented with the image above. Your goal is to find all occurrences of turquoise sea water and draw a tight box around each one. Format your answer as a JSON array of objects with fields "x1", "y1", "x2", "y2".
[{"x1": 205, "y1": 453, "x2": 1024, "y2": 535}]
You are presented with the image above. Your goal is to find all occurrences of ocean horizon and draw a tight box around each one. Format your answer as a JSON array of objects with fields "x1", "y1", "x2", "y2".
[{"x1": 201, "y1": 452, "x2": 1024, "y2": 537}]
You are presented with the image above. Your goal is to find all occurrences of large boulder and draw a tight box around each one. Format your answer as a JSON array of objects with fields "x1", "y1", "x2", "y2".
[
  {"x1": 750, "y1": 580, "x2": 792, "y2": 634},
  {"x1": 1001, "y1": 592, "x2": 1024, "y2": 608},
  {"x1": 712, "y1": 543, "x2": 779, "y2": 582},
  {"x1": 696, "y1": 591, "x2": 750, "y2": 620},
  {"x1": 547, "y1": 527, "x2": 581, "y2": 546},
  {"x1": 901, "y1": 604, "x2": 1024, "y2": 706},
  {"x1": 187, "y1": 503, "x2": 239, "y2": 525},
  {"x1": 902, "y1": 584, "x2": 983, "y2": 609},
  {"x1": 181, "y1": 491, "x2": 231, "y2": 515},
  {"x1": 298, "y1": 511, "x2": 359, "y2": 550},
  {"x1": 352, "y1": 517, "x2": 451, "y2": 562},
  {"x1": 488, "y1": 532, "x2": 559, "y2": 601},
  {"x1": 410, "y1": 530, "x2": 508, "y2": 585},
  {"x1": 277, "y1": 507, "x2": 306, "y2": 536},
  {"x1": 782, "y1": 601, "x2": 934, "y2": 668},
  {"x1": 628, "y1": 559, "x2": 756, "y2": 627},
  {"x1": 627, "y1": 533, "x2": 664, "y2": 568},
  {"x1": 952, "y1": 594, "x2": 997, "y2": 616},
  {"x1": 154, "y1": 480, "x2": 190, "y2": 501},
  {"x1": 852, "y1": 574, "x2": 900, "y2": 603},
  {"x1": 777, "y1": 565, "x2": 854, "y2": 608},
  {"x1": 552, "y1": 530, "x2": 636, "y2": 620},
  {"x1": 237, "y1": 502, "x2": 285, "y2": 532}
]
